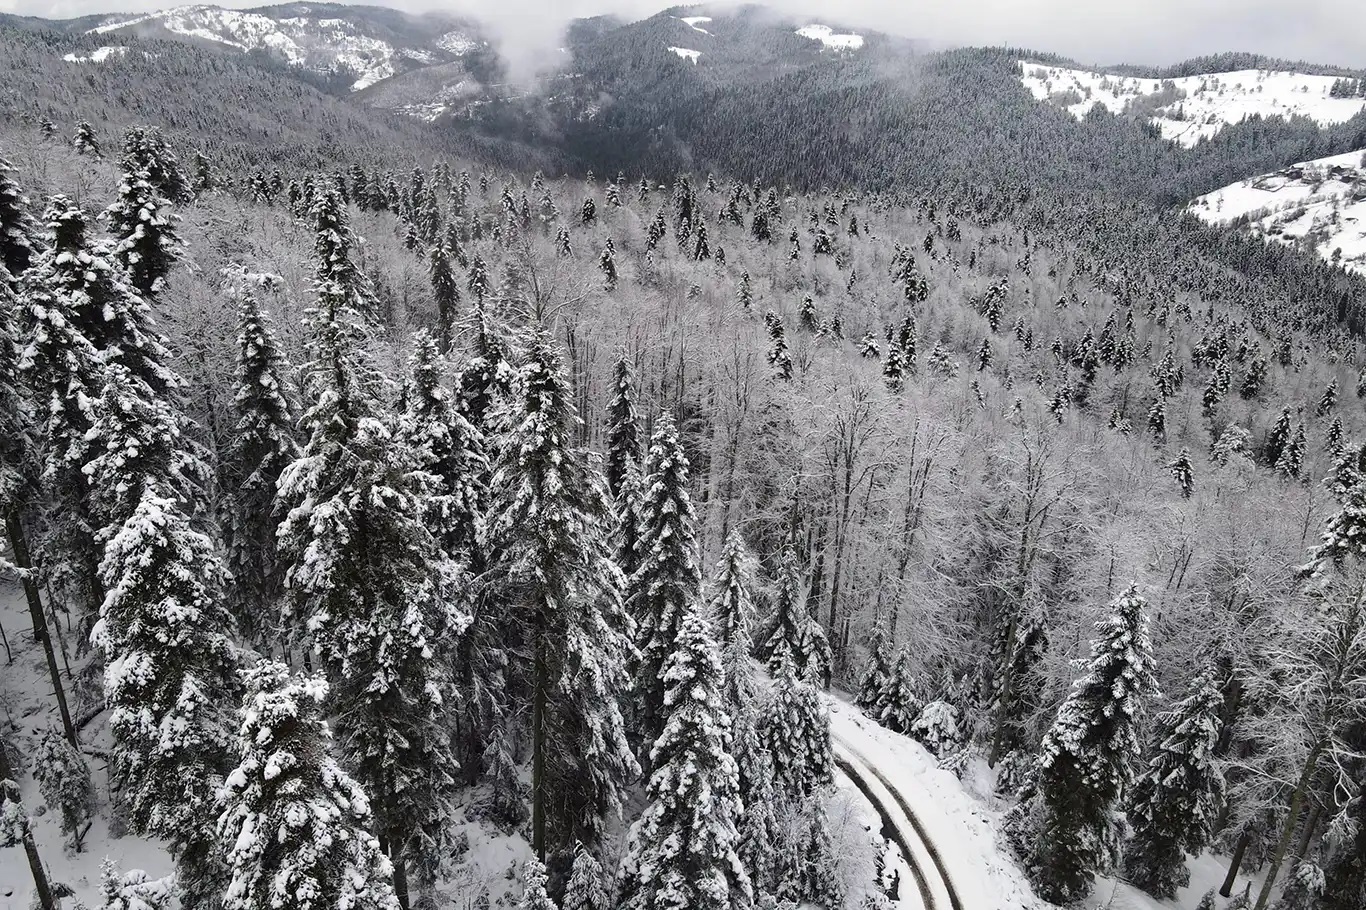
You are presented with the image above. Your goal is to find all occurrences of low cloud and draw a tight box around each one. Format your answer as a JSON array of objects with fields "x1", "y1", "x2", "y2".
[{"x1": 14, "y1": 0, "x2": 1366, "y2": 73}]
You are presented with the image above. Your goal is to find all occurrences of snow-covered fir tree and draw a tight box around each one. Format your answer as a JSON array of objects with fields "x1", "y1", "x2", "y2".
[
  {"x1": 910, "y1": 701, "x2": 964, "y2": 758},
  {"x1": 487, "y1": 326, "x2": 637, "y2": 857},
  {"x1": 32, "y1": 727, "x2": 94, "y2": 853},
  {"x1": 217, "y1": 661, "x2": 401, "y2": 910},
  {"x1": 92, "y1": 484, "x2": 241, "y2": 908},
  {"x1": 1010, "y1": 584, "x2": 1158, "y2": 904},
  {"x1": 0, "y1": 158, "x2": 37, "y2": 274},
  {"x1": 707, "y1": 529, "x2": 760, "y2": 716},
  {"x1": 103, "y1": 168, "x2": 182, "y2": 299},
  {"x1": 222, "y1": 278, "x2": 300, "y2": 642},
  {"x1": 758, "y1": 657, "x2": 833, "y2": 803},
  {"x1": 875, "y1": 649, "x2": 924, "y2": 734},
  {"x1": 618, "y1": 606, "x2": 753, "y2": 910},
  {"x1": 276, "y1": 179, "x2": 467, "y2": 906},
  {"x1": 854, "y1": 626, "x2": 892, "y2": 715},
  {"x1": 428, "y1": 243, "x2": 460, "y2": 351},
  {"x1": 753, "y1": 549, "x2": 831, "y2": 687},
  {"x1": 630, "y1": 412, "x2": 704, "y2": 744},
  {"x1": 563, "y1": 843, "x2": 611, "y2": 910},
  {"x1": 605, "y1": 353, "x2": 641, "y2": 500},
  {"x1": 98, "y1": 862, "x2": 174, "y2": 910},
  {"x1": 1122, "y1": 666, "x2": 1226, "y2": 898},
  {"x1": 516, "y1": 859, "x2": 558, "y2": 910}
]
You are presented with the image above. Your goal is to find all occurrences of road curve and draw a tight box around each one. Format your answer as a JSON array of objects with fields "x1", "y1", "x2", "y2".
[{"x1": 832, "y1": 735, "x2": 965, "y2": 910}]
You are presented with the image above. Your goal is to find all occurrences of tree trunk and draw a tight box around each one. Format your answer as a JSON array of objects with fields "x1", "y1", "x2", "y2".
[
  {"x1": 988, "y1": 615, "x2": 1017, "y2": 768},
  {"x1": 0, "y1": 742, "x2": 55, "y2": 910},
  {"x1": 7, "y1": 509, "x2": 79, "y2": 748},
  {"x1": 1294, "y1": 803, "x2": 1321, "y2": 861},
  {"x1": 1220, "y1": 831, "x2": 1250, "y2": 897},
  {"x1": 389, "y1": 837, "x2": 411, "y2": 910},
  {"x1": 531, "y1": 616, "x2": 548, "y2": 861},
  {"x1": 1254, "y1": 744, "x2": 1324, "y2": 910}
]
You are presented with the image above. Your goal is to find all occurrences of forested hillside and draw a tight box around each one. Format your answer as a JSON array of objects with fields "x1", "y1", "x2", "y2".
[{"x1": 2, "y1": 6, "x2": 1366, "y2": 910}]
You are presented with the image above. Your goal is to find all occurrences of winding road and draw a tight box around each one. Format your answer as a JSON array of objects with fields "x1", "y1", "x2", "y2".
[{"x1": 833, "y1": 736, "x2": 964, "y2": 910}]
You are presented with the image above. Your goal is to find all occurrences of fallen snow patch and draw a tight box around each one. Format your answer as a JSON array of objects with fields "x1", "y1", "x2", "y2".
[
  {"x1": 1021, "y1": 61, "x2": 1366, "y2": 147},
  {"x1": 1189, "y1": 149, "x2": 1366, "y2": 275},
  {"x1": 62, "y1": 45, "x2": 127, "y2": 63},
  {"x1": 668, "y1": 46, "x2": 701, "y2": 63},
  {"x1": 796, "y1": 24, "x2": 864, "y2": 51},
  {"x1": 679, "y1": 15, "x2": 712, "y2": 34}
]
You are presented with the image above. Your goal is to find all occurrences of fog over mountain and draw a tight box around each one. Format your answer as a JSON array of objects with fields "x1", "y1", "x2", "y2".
[{"x1": 6, "y1": 0, "x2": 1365, "y2": 76}]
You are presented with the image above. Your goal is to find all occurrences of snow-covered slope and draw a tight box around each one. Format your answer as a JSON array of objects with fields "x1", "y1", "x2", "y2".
[
  {"x1": 1188, "y1": 149, "x2": 1366, "y2": 274},
  {"x1": 62, "y1": 45, "x2": 128, "y2": 63},
  {"x1": 796, "y1": 24, "x2": 864, "y2": 51},
  {"x1": 1021, "y1": 62, "x2": 1366, "y2": 146},
  {"x1": 86, "y1": 4, "x2": 480, "y2": 92}
]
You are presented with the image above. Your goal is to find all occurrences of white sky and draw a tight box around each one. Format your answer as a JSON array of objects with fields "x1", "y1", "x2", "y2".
[{"x1": 4, "y1": 0, "x2": 1364, "y2": 72}]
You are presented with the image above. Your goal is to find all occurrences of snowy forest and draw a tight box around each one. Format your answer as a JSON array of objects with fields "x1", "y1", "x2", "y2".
[{"x1": 0, "y1": 103, "x2": 1364, "y2": 910}]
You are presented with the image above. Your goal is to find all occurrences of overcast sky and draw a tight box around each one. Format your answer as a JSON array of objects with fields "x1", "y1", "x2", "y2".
[{"x1": 5, "y1": 0, "x2": 1364, "y2": 71}]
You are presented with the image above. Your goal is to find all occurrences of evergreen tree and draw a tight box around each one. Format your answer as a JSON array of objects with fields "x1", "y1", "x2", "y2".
[
  {"x1": 223, "y1": 281, "x2": 299, "y2": 643},
  {"x1": 516, "y1": 860, "x2": 558, "y2": 910},
  {"x1": 119, "y1": 126, "x2": 190, "y2": 203},
  {"x1": 1169, "y1": 448, "x2": 1194, "y2": 499},
  {"x1": 563, "y1": 843, "x2": 611, "y2": 910},
  {"x1": 1275, "y1": 424, "x2": 1307, "y2": 480},
  {"x1": 631, "y1": 413, "x2": 703, "y2": 744},
  {"x1": 92, "y1": 483, "x2": 241, "y2": 908},
  {"x1": 277, "y1": 186, "x2": 467, "y2": 907},
  {"x1": 875, "y1": 649, "x2": 923, "y2": 734},
  {"x1": 618, "y1": 607, "x2": 753, "y2": 910},
  {"x1": 429, "y1": 243, "x2": 460, "y2": 352},
  {"x1": 1011, "y1": 585, "x2": 1158, "y2": 904},
  {"x1": 854, "y1": 626, "x2": 892, "y2": 715},
  {"x1": 104, "y1": 168, "x2": 182, "y2": 299},
  {"x1": 73, "y1": 120, "x2": 100, "y2": 156},
  {"x1": 98, "y1": 862, "x2": 173, "y2": 910},
  {"x1": 1316, "y1": 379, "x2": 1338, "y2": 416},
  {"x1": 707, "y1": 529, "x2": 760, "y2": 716},
  {"x1": 606, "y1": 354, "x2": 641, "y2": 500},
  {"x1": 1264, "y1": 407, "x2": 1293, "y2": 466},
  {"x1": 757, "y1": 659, "x2": 833, "y2": 803},
  {"x1": 31, "y1": 726, "x2": 93, "y2": 852},
  {"x1": 764, "y1": 312, "x2": 792, "y2": 381},
  {"x1": 401, "y1": 330, "x2": 486, "y2": 561},
  {"x1": 0, "y1": 158, "x2": 37, "y2": 275},
  {"x1": 487, "y1": 327, "x2": 637, "y2": 857},
  {"x1": 600, "y1": 238, "x2": 618, "y2": 290},
  {"x1": 1122, "y1": 667, "x2": 1226, "y2": 899},
  {"x1": 218, "y1": 662, "x2": 401, "y2": 910},
  {"x1": 455, "y1": 305, "x2": 515, "y2": 433},
  {"x1": 753, "y1": 549, "x2": 831, "y2": 687}
]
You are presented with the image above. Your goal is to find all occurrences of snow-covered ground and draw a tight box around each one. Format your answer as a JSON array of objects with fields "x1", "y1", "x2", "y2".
[
  {"x1": 678, "y1": 15, "x2": 712, "y2": 35},
  {"x1": 87, "y1": 4, "x2": 430, "y2": 91},
  {"x1": 668, "y1": 46, "x2": 701, "y2": 63},
  {"x1": 1188, "y1": 149, "x2": 1366, "y2": 275},
  {"x1": 796, "y1": 24, "x2": 864, "y2": 51},
  {"x1": 61, "y1": 45, "x2": 127, "y2": 63},
  {"x1": 1021, "y1": 62, "x2": 1366, "y2": 146}
]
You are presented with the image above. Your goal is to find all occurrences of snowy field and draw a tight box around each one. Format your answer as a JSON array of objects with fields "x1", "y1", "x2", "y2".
[
  {"x1": 1188, "y1": 149, "x2": 1366, "y2": 275},
  {"x1": 1021, "y1": 62, "x2": 1366, "y2": 146}
]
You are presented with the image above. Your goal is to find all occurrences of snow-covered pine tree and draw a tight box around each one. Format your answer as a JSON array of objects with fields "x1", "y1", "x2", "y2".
[
  {"x1": 1015, "y1": 584, "x2": 1158, "y2": 904},
  {"x1": 401, "y1": 329, "x2": 486, "y2": 562},
  {"x1": 0, "y1": 158, "x2": 37, "y2": 275},
  {"x1": 605, "y1": 353, "x2": 641, "y2": 500},
  {"x1": 618, "y1": 606, "x2": 753, "y2": 910},
  {"x1": 428, "y1": 243, "x2": 460, "y2": 351},
  {"x1": 563, "y1": 843, "x2": 611, "y2": 910},
  {"x1": 517, "y1": 860, "x2": 558, "y2": 910},
  {"x1": 1269, "y1": 860, "x2": 1323, "y2": 910},
  {"x1": 1318, "y1": 791, "x2": 1364, "y2": 910},
  {"x1": 854, "y1": 625, "x2": 891, "y2": 715},
  {"x1": 456, "y1": 303, "x2": 516, "y2": 433},
  {"x1": 753, "y1": 549, "x2": 832, "y2": 687},
  {"x1": 764, "y1": 312, "x2": 792, "y2": 381},
  {"x1": 103, "y1": 168, "x2": 182, "y2": 299},
  {"x1": 875, "y1": 649, "x2": 923, "y2": 734},
  {"x1": 630, "y1": 412, "x2": 703, "y2": 744},
  {"x1": 487, "y1": 326, "x2": 637, "y2": 858},
  {"x1": 217, "y1": 661, "x2": 401, "y2": 910},
  {"x1": 708, "y1": 529, "x2": 759, "y2": 714},
  {"x1": 1122, "y1": 666, "x2": 1226, "y2": 898},
  {"x1": 910, "y1": 701, "x2": 964, "y2": 758},
  {"x1": 119, "y1": 126, "x2": 191, "y2": 203},
  {"x1": 277, "y1": 179, "x2": 467, "y2": 907},
  {"x1": 757, "y1": 658, "x2": 833, "y2": 803},
  {"x1": 98, "y1": 861, "x2": 173, "y2": 910},
  {"x1": 92, "y1": 483, "x2": 241, "y2": 908},
  {"x1": 781, "y1": 802, "x2": 845, "y2": 910},
  {"x1": 222, "y1": 279, "x2": 300, "y2": 643},
  {"x1": 32, "y1": 726, "x2": 94, "y2": 852},
  {"x1": 1169, "y1": 448, "x2": 1194, "y2": 499}
]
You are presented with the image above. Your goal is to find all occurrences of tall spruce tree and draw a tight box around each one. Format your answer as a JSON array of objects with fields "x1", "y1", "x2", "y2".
[
  {"x1": 0, "y1": 158, "x2": 37, "y2": 275},
  {"x1": 753, "y1": 549, "x2": 832, "y2": 687},
  {"x1": 606, "y1": 354, "x2": 641, "y2": 500},
  {"x1": 854, "y1": 626, "x2": 892, "y2": 715},
  {"x1": 276, "y1": 181, "x2": 467, "y2": 909},
  {"x1": 104, "y1": 168, "x2": 182, "y2": 299},
  {"x1": 631, "y1": 412, "x2": 703, "y2": 744},
  {"x1": 707, "y1": 529, "x2": 759, "y2": 715},
  {"x1": 223, "y1": 282, "x2": 300, "y2": 643},
  {"x1": 218, "y1": 662, "x2": 401, "y2": 910},
  {"x1": 1122, "y1": 667, "x2": 1226, "y2": 898},
  {"x1": 618, "y1": 607, "x2": 753, "y2": 910},
  {"x1": 1011, "y1": 585, "x2": 1158, "y2": 904},
  {"x1": 428, "y1": 243, "x2": 460, "y2": 352},
  {"x1": 487, "y1": 326, "x2": 638, "y2": 858},
  {"x1": 563, "y1": 843, "x2": 611, "y2": 910},
  {"x1": 757, "y1": 658, "x2": 833, "y2": 803}
]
